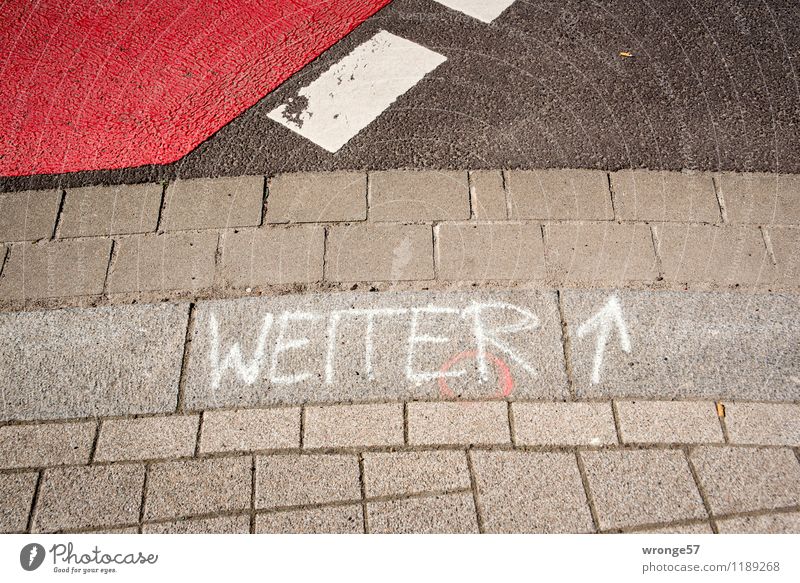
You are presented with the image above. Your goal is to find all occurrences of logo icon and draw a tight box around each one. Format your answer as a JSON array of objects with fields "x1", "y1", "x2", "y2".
[{"x1": 20, "y1": 543, "x2": 46, "y2": 571}]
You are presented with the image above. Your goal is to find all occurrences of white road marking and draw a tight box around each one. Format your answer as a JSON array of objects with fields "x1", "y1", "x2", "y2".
[
  {"x1": 267, "y1": 30, "x2": 446, "y2": 153},
  {"x1": 432, "y1": 0, "x2": 516, "y2": 23},
  {"x1": 576, "y1": 295, "x2": 632, "y2": 385}
]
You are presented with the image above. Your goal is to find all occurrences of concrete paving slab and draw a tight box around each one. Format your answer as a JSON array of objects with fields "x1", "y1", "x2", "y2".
[
  {"x1": 256, "y1": 505, "x2": 363, "y2": 534},
  {"x1": 199, "y1": 407, "x2": 301, "y2": 453},
  {"x1": 690, "y1": 446, "x2": 800, "y2": 515},
  {"x1": 0, "y1": 421, "x2": 95, "y2": 469},
  {"x1": 362, "y1": 450, "x2": 471, "y2": 497},
  {"x1": 0, "y1": 303, "x2": 189, "y2": 421},
  {"x1": 143, "y1": 514, "x2": 250, "y2": 534},
  {"x1": 0, "y1": 472, "x2": 37, "y2": 533},
  {"x1": 724, "y1": 403, "x2": 800, "y2": 446},
  {"x1": 471, "y1": 450, "x2": 593, "y2": 533},
  {"x1": 563, "y1": 291, "x2": 800, "y2": 400},
  {"x1": 615, "y1": 400, "x2": 723, "y2": 444},
  {"x1": 184, "y1": 290, "x2": 567, "y2": 410},
  {"x1": 580, "y1": 449, "x2": 707, "y2": 530},
  {"x1": 716, "y1": 511, "x2": 800, "y2": 534},
  {"x1": 303, "y1": 403, "x2": 403, "y2": 448},
  {"x1": 638, "y1": 522, "x2": 714, "y2": 534},
  {"x1": 511, "y1": 402, "x2": 617, "y2": 446},
  {"x1": 367, "y1": 492, "x2": 478, "y2": 533},
  {"x1": 94, "y1": 415, "x2": 199, "y2": 462}
]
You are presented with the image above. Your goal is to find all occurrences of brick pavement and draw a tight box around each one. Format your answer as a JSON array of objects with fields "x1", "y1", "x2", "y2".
[{"x1": 1, "y1": 169, "x2": 798, "y2": 534}]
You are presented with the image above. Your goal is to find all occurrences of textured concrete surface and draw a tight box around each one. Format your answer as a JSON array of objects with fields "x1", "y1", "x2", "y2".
[
  {"x1": 255, "y1": 454, "x2": 361, "y2": 509},
  {"x1": 724, "y1": 403, "x2": 800, "y2": 446},
  {"x1": 5, "y1": 0, "x2": 800, "y2": 193},
  {"x1": 563, "y1": 291, "x2": 800, "y2": 400},
  {"x1": 161, "y1": 176, "x2": 264, "y2": 231},
  {"x1": 362, "y1": 450, "x2": 470, "y2": 497},
  {"x1": 256, "y1": 505, "x2": 363, "y2": 534},
  {"x1": 367, "y1": 492, "x2": 478, "y2": 533},
  {"x1": 94, "y1": 415, "x2": 199, "y2": 462},
  {"x1": 199, "y1": 407, "x2": 301, "y2": 453},
  {"x1": 144, "y1": 456, "x2": 251, "y2": 521},
  {"x1": 60, "y1": 183, "x2": 162, "y2": 238},
  {"x1": 615, "y1": 400, "x2": 723, "y2": 444},
  {"x1": 184, "y1": 290, "x2": 567, "y2": 409},
  {"x1": 580, "y1": 449, "x2": 707, "y2": 530},
  {"x1": 143, "y1": 514, "x2": 251, "y2": 534},
  {"x1": 471, "y1": 450, "x2": 593, "y2": 533},
  {"x1": 690, "y1": 446, "x2": 800, "y2": 515},
  {"x1": 511, "y1": 402, "x2": 617, "y2": 446},
  {"x1": 33, "y1": 464, "x2": 145, "y2": 532},
  {"x1": 369, "y1": 171, "x2": 469, "y2": 221},
  {"x1": 639, "y1": 522, "x2": 714, "y2": 534},
  {"x1": 107, "y1": 232, "x2": 218, "y2": 293},
  {"x1": 0, "y1": 189, "x2": 60, "y2": 242},
  {"x1": 0, "y1": 472, "x2": 37, "y2": 533},
  {"x1": 610, "y1": 170, "x2": 719, "y2": 223},
  {"x1": 0, "y1": 421, "x2": 95, "y2": 469},
  {"x1": 0, "y1": 303, "x2": 188, "y2": 421},
  {"x1": 470, "y1": 171, "x2": 507, "y2": 220},
  {"x1": 507, "y1": 169, "x2": 613, "y2": 220},
  {"x1": 715, "y1": 172, "x2": 800, "y2": 225},
  {"x1": 303, "y1": 403, "x2": 403, "y2": 448},
  {"x1": 435, "y1": 223, "x2": 546, "y2": 280},
  {"x1": 218, "y1": 226, "x2": 324, "y2": 287},
  {"x1": 267, "y1": 172, "x2": 366, "y2": 223},
  {"x1": 716, "y1": 511, "x2": 800, "y2": 534},
  {"x1": 407, "y1": 402, "x2": 511, "y2": 445}
]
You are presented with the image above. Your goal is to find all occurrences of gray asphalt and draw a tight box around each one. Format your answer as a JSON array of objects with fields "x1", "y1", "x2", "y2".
[{"x1": 2, "y1": 0, "x2": 799, "y2": 192}]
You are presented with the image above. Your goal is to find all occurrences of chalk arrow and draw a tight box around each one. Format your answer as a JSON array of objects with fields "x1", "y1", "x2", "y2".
[{"x1": 576, "y1": 295, "x2": 631, "y2": 385}]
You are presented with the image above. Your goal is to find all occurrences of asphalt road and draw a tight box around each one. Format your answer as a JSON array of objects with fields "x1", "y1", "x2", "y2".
[{"x1": 3, "y1": 0, "x2": 799, "y2": 192}]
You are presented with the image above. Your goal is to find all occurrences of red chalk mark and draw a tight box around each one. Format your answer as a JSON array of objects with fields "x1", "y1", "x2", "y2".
[
  {"x1": 0, "y1": 0, "x2": 391, "y2": 177},
  {"x1": 438, "y1": 350, "x2": 514, "y2": 400}
]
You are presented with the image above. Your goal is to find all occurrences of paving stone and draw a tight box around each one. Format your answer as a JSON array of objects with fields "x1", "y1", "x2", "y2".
[
  {"x1": 544, "y1": 222, "x2": 658, "y2": 284},
  {"x1": 162, "y1": 175, "x2": 264, "y2": 231},
  {"x1": 0, "y1": 189, "x2": 61, "y2": 242},
  {"x1": 303, "y1": 403, "x2": 403, "y2": 448},
  {"x1": 94, "y1": 415, "x2": 199, "y2": 462},
  {"x1": 368, "y1": 492, "x2": 478, "y2": 533},
  {"x1": 199, "y1": 407, "x2": 300, "y2": 453},
  {"x1": 690, "y1": 446, "x2": 800, "y2": 515},
  {"x1": 326, "y1": 223, "x2": 434, "y2": 282},
  {"x1": 60, "y1": 183, "x2": 162, "y2": 237},
  {"x1": 144, "y1": 514, "x2": 250, "y2": 534},
  {"x1": 218, "y1": 226, "x2": 323, "y2": 287},
  {"x1": 87, "y1": 526, "x2": 140, "y2": 534},
  {"x1": 768, "y1": 227, "x2": 800, "y2": 289},
  {"x1": 471, "y1": 450, "x2": 593, "y2": 533},
  {"x1": 33, "y1": 464, "x2": 145, "y2": 532},
  {"x1": 616, "y1": 400, "x2": 723, "y2": 444},
  {"x1": 0, "y1": 472, "x2": 37, "y2": 533},
  {"x1": 407, "y1": 402, "x2": 510, "y2": 445},
  {"x1": 369, "y1": 170, "x2": 469, "y2": 221},
  {"x1": 144, "y1": 456, "x2": 251, "y2": 521},
  {"x1": 435, "y1": 222, "x2": 546, "y2": 280},
  {"x1": 716, "y1": 511, "x2": 800, "y2": 534},
  {"x1": 580, "y1": 449, "x2": 706, "y2": 530},
  {"x1": 0, "y1": 422, "x2": 95, "y2": 469},
  {"x1": 655, "y1": 224, "x2": 775, "y2": 286},
  {"x1": 184, "y1": 290, "x2": 567, "y2": 409},
  {"x1": 256, "y1": 505, "x2": 363, "y2": 533},
  {"x1": 256, "y1": 453, "x2": 360, "y2": 509},
  {"x1": 107, "y1": 231, "x2": 217, "y2": 293},
  {"x1": 469, "y1": 170, "x2": 507, "y2": 219},
  {"x1": 715, "y1": 172, "x2": 800, "y2": 225},
  {"x1": 610, "y1": 170, "x2": 720, "y2": 223},
  {"x1": 267, "y1": 172, "x2": 366, "y2": 223},
  {"x1": 724, "y1": 403, "x2": 800, "y2": 446},
  {"x1": 0, "y1": 238, "x2": 112, "y2": 300},
  {"x1": 0, "y1": 303, "x2": 188, "y2": 421},
  {"x1": 562, "y1": 290, "x2": 800, "y2": 401},
  {"x1": 638, "y1": 522, "x2": 714, "y2": 534},
  {"x1": 362, "y1": 450, "x2": 471, "y2": 497},
  {"x1": 511, "y1": 402, "x2": 617, "y2": 446},
  {"x1": 507, "y1": 169, "x2": 613, "y2": 220}
]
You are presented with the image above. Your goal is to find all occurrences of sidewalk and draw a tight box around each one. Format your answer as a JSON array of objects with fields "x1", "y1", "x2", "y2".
[{"x1": 1, "y1": 169, "x2": 798, "y2": 534}]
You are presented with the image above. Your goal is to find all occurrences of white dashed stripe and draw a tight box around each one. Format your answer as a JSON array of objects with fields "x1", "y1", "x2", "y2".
[
  {"x1": 267, "y1": 31, "x2": 446, "y2": 153},
  {"x1": 433, "y1": 0, "x2": 516, "y2": 23}
]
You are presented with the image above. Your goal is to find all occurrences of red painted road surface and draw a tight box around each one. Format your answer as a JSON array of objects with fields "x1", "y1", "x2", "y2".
[{"x1": 0, "y1": 0, "x2": 390, "y2": 177}]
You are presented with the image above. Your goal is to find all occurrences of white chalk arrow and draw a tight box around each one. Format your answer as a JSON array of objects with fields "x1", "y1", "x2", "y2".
[{"x1": 576, "y1": 295, "x2": 631, "y2": 384}]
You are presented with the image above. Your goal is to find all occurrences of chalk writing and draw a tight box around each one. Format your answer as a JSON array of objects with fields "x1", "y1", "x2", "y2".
[{"x1": 576, "y1": 295, "x2": 631, "y2": 384}]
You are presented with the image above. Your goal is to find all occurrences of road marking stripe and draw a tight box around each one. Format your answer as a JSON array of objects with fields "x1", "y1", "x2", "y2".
[
  {"x1": 267, "y1": 30, "x2": 446, "y2": 153},
  {"x1": 432, "y1": 0, "x2": 516, "y2": 23}
]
